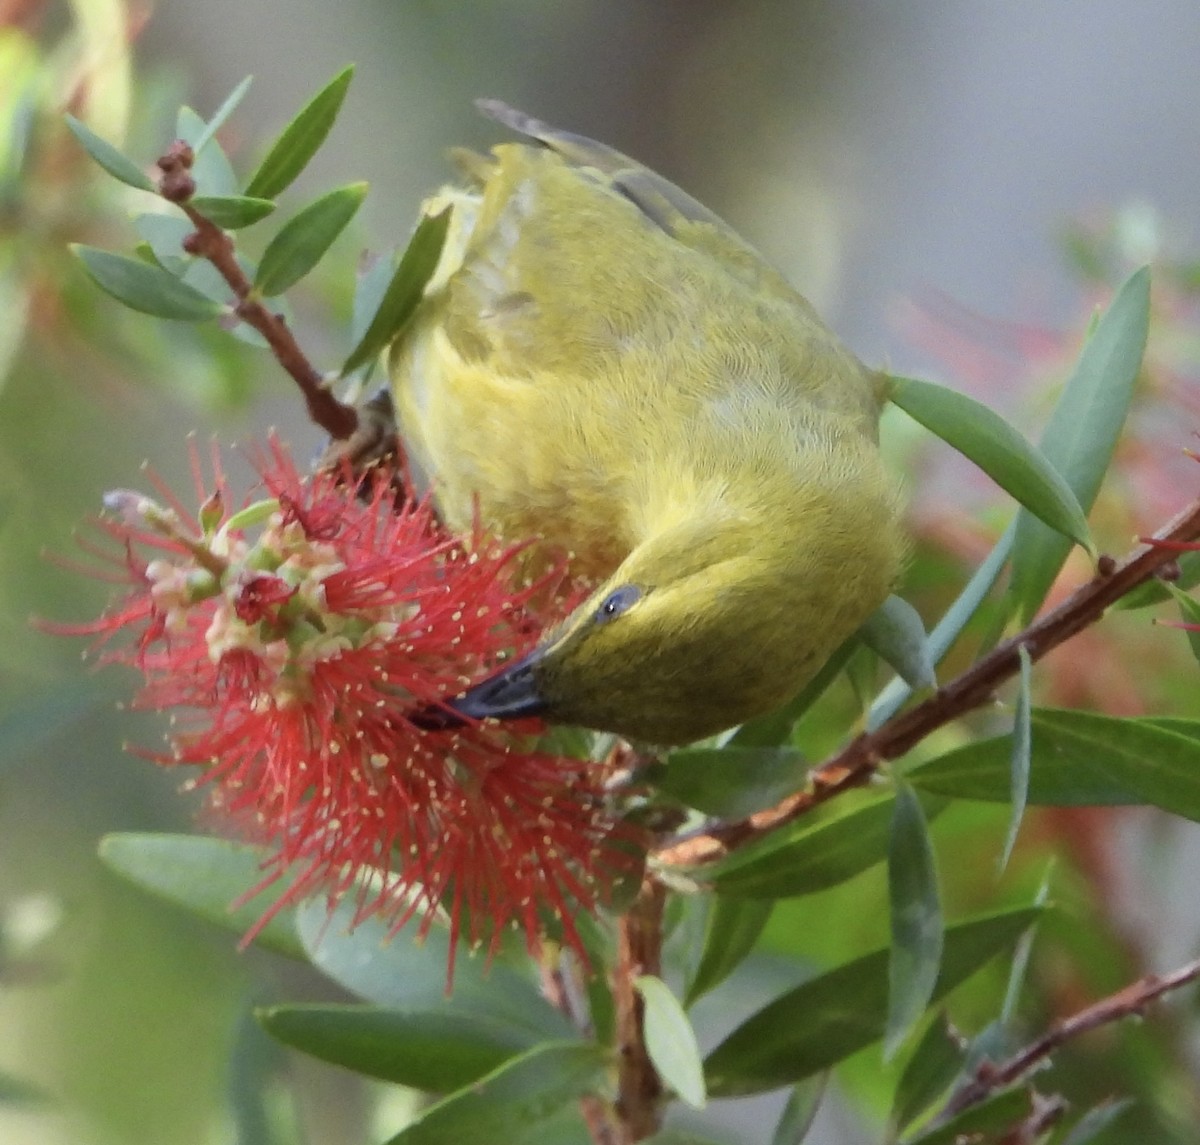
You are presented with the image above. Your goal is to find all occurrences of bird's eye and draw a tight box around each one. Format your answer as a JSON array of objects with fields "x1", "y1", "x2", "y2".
[{"x1": 595, "y1": 584, "x2": 642, "y2": 624}]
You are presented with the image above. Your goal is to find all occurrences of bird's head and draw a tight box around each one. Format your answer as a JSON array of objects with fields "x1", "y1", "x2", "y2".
[{"x1": 447, "y1": 500, "x2": 898, "y2": 745}]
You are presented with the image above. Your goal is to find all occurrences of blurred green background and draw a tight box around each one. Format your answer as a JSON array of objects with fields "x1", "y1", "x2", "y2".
[{"x1": 4, "y1": 2, "x2": 1200, "y2": 1143}]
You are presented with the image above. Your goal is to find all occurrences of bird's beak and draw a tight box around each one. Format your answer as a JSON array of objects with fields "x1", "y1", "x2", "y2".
[{"x1": 447, "y1": 647, "x2": 549, "y2": 722}]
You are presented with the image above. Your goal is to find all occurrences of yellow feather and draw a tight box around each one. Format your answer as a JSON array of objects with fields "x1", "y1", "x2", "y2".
[{"x1": 390, "y1": 104, "x2": 904, "y2": 744}]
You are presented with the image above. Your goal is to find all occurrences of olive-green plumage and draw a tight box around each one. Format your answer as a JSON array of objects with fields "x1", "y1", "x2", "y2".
[{"x1": 390, "y1": 102, "x2": 904, "y2": 745}]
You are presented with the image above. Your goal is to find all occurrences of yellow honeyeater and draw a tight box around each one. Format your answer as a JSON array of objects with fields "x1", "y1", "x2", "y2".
[{"x1": 389, "y1": 102, "x2": 904, "y2": 745}]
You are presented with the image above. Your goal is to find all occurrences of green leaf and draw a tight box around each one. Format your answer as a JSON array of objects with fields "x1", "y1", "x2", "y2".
[
  {"x1": 1009, "y1": 267, "x2": 1151, "y2": 622},
  {"x1": 133, "y1": 213, "x2": 194, "y2": 274},
  {"x1": 890, "y1": 1013, "x2": 966, "y2": 1135},
  {"x1": 1060, "y1": 1098, "x2": 1133, "y2": 1145},
  {"x1": 703, "y1": 903, "x2": 1040, "y2": 1097},
  {"x1": 655, "y1": 745, "x2": 808, "y2": 819},
  {"x1": 177, "y1": 106, "x2": 238, "y2": 196},
  {"x1": 1167, "y1": 584, "x2": 1200, "y2": 665},
  {"x1": 886, "y1": 783, "x2": 943, "y2": 1059},
  {"x1": 860, "y1": 595, "x2": 935, "y2": 691},
  {"x1": 189, "y1": 194, "x2": 276, "y2": 229},
  {"x1": 193, "y1": 75, "x2": 253, "y2": 156},
  {"x1": 63, "y1": 114, "x2": 155, "y2": 191},
  {"x1": 734, "y1": 638, "x2": 856, "y2": 747},
  {"x1": 72, "y1": 245, "x2": 224, "y2": 320},
  {"x1": 889, "y1": 375, "x2": 1092, "y2": 553},
  {"x1": 244, "y1": 65, "x2": 355, "y2": 199},
  {"x1": 252, "y1": 182, "x2": 367, "y2": 297},
  {"x1": 347, "y1": 251, "x2": 400, "y2": 379},
  {"x1": 257, "y1": 1004, "x2": 529, "y2": 1089},
  {"x1": 703, "y1": 791, "x2": 925, "y2": 900},
  {"x1": 903, "y1": 1087, "x2": 1031, "y2": 1145},
  {"x1": 869, "y1": 523, "x2": 1016, "y2": 731},
  {"x1": 294, "y1": 897, "x2": 570, "y2": 1040},
  {"x1": 999, "y1": 646, "x2": 1033, "y2": 872},
  {"x1": 98, "y1": 833, "x2": 303, "y2": 958},
  {"x1": 1117, "y1": 547, "x2": 1200, "y2": 609},
  {"x1": 685, "y1": 896, "x2": 773, "y2": 1006},
  {"x1": 771, "y1": 1075, "x2": 826, "y2": 1145},
  {"x1": 908, "y1": 707, "x2": 1200, "y2": 821},
  {"x1": 342, "y1": 207, "x2": 451, "y2": 375},
  {"x1": 636, "y1": 976, "x2": 706, "y2": 1108},
  {"x1": 382, "y1": 1040, "x2": 607, "y2": 1145}
]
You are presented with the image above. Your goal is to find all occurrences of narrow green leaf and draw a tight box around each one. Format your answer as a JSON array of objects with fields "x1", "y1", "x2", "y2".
[
  {"x1": 193, "y1": 75, "x2": 253, "y2": 156},
  {"x1": 655, "y1": 745, "x2": 808, "y2": 819},
  {"x1": 257, "y1": 1004, "x2": 529, "y2": 1089},
  {"x1": 1060, "y1": 1098, "x2": 1133, "y2": 1145},
  {"x1": 98, "y1": 833, "x2": 303, "y2": 958},
  {"x1": 342, "y1": 207, "x2": 451, "y2": 376},
  {"x1": 771, "y1": 1075, "x2": 826, "y2": 1145},
  {"x1": 890, "y1": 1013, "x2": 967, "y2": 1135},
  {"x1": 253, "y1": 182, "x2": 367, "y2": 297},
  {"x1": 64, "y1": 114, "x2": 154, "y2": 191},
  {"x1": 382, "y1": 1040, "x2": 607, "y2": 1145},
  {"x1": 869, "y1": 523, "x2": 1016, "y2": 731},
  {"x1": 909, "y1": 707, "x2": 1200, "y2": 821},
  {"x1": 294, "y1": 897, "x2": 570, "y2": 1040},
  {"x1": 189, "y1": 194, "x2": 275, "y2": 229},
  {"x1": 685, "y1": 896, "x2": 773, "y2": 1006},
  {"x1": 1001, "y1": 866, "x2": 1051, "y2": 1024},
  {"x1": 245, "y1": 65, "x2": 355, "y2": 199},
  {"x1": 1166, "y1": 584, "x2": 1200, "y2": 665},
  {"x1": 860, "y1": 594, "x2": 936, "y2": 691},
  {"x1": 636, "y1": 976, "x2": 706, "y2": 1108},
  {"x1": 886, "y1": 783, "x2": 943, "y2": 1059},
  {"x1": 703, "y1": 791, "x2": 934, "y2": 900},
  {"x1": 1009, "y1": 267, "x2": 1151, "y2": 622},
  {"x1": 903, "y1": 1087, "x2": 1031, "y2": 1145},
  {"x1": 890, "y1": 375, "x2": 1092, "y2": 552},
  {"x1": 703, "y1": 904, "x2": 1040, "y2": 1096},
  {"x1": 1117, "y1": 548, "x2": 1200, "y2": 609},
  {"x1": 133, "y1": 213, "x2": 193, "y2": 274},
  {"x1": 347, "y1": 251, "x2": 400, "y2": 379},
  {"x1": 998, "y1": 646, "x2": 1033, "y2": 872},
  {"x1": 176, "y1": 106, "x2": 238, "y2": 196},
  {"x1": 734, "y1": 637, "x2": 857, "y2": 747},
  {"x1": 72, "y1": 245, "x2": 224, "y2": 321}
]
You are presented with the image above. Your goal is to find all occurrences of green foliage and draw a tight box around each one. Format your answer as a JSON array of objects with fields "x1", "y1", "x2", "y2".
[
  {"x1": 888, "y1": 375, "x2": 1093, "y2": 553},
  {"x1": 99, "y1": 833, "x2": 304, "y2": 958},
  {"x1": 244, "y1": 66, "x2": 355, "y2": 199},
  {"x1": 380, "y1": 1041, "x2": 608, "y2": 1145},
  {"x1": 702, "y1": 904, "x2": 1041, "y2": 1096},
  {"x1": 1008, "y1": 267, "x2": 1151, "y2": 622}
]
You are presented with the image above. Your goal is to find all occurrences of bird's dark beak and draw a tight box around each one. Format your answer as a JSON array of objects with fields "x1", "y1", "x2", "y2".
[{"x1": 448, "y1": 647, "x2": 549, "y2": 722}]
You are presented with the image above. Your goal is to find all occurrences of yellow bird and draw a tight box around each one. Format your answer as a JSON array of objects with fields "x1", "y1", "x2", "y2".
[{"x1": 390, "y1": 102, "x2": 904, "y2": 745}]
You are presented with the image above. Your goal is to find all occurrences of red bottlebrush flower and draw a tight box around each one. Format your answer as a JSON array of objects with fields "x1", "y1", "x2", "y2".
[{"x1": 59, "y1": 437, "x2": 631, "y2": 977}]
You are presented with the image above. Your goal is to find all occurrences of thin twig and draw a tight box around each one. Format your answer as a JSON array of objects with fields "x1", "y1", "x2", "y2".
[
  {"x1": 659, "y1": 493, "x2": 1200, "y2": 866},
  {"x1": 612, "y1": 878, "x2": 667, "y2": 1144},
  {"x1": 154, "y1": 142, "x2": 359, "y2": 441},
  {"x1": 940, "y1": 953, "x2": 1200, "y2": 1122}
]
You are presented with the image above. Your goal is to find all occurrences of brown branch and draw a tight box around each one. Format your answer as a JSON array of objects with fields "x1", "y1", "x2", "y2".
[
  {"x1": 940, "y1": 953, "x2": 1200, "y2": 1123},
  {"x1": 154, "y1": 142, "x2": 359, "y2": 442},
  {"x1": 612, "y1": 878, "x2": 667, "y2": 1144},
  {"x1": 659, "y1": 492, "x2": 1200, "y2": 867}
]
